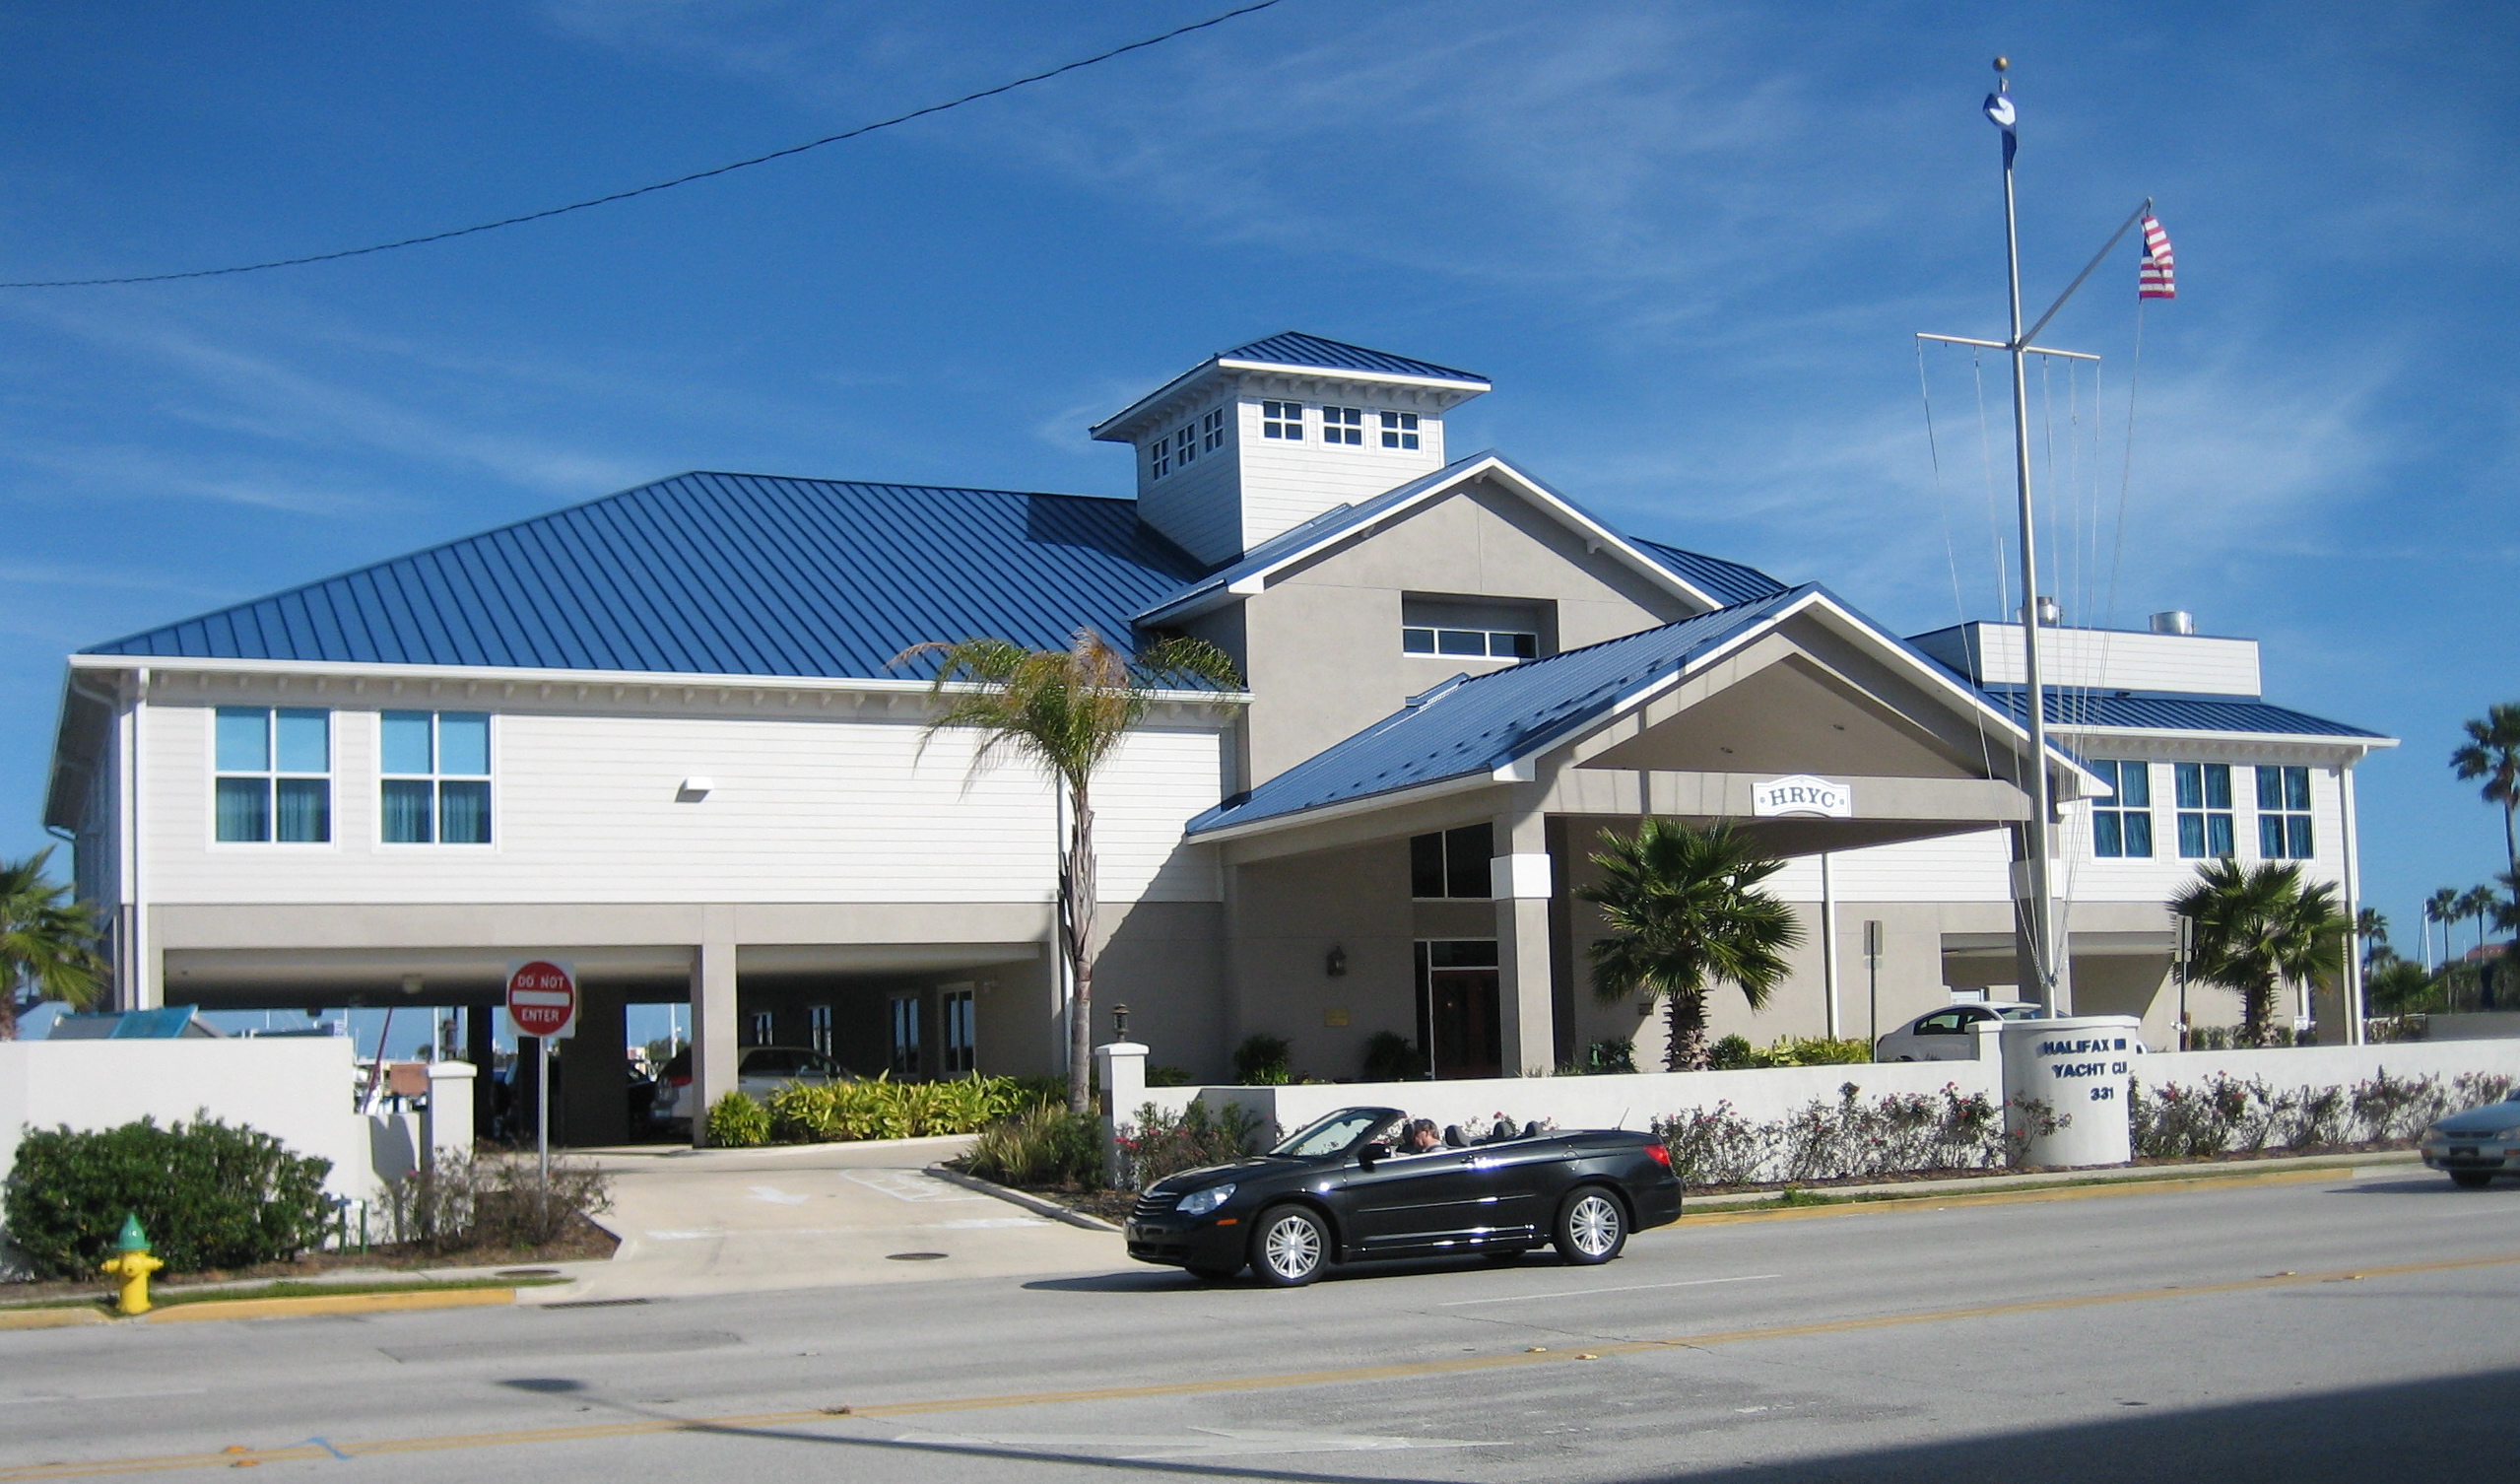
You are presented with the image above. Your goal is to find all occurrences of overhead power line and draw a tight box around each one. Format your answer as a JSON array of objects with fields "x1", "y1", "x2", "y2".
[{"x1": 0, "y1": 0, "x2": 1285, "y2": 290}]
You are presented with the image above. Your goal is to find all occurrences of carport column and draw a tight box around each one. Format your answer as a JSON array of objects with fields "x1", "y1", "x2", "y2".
[
  {"x1": 1493, "y1": 791, "x2": 1556, "y2": 1078},
  {"x1": 691, "y1": 906, "x2": 740, "y2": 1147}
]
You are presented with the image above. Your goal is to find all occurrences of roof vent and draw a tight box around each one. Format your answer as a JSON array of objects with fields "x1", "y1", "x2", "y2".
[{"x1": 2150, "y1": 610, "x2": 2196, "y2": 636}]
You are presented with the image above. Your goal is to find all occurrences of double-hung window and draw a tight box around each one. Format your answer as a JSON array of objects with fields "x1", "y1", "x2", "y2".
[
  {"x1": 215, "y1": 708, "x2": 331, "y2": 843},
  {"x1": 2256, "y1": 765, "x2": 2313, "y2": 858},
  {"x1": 1410, "y1": 823, "x2": 1494, "y2": 900},
  {"x1": 381, "y1": 711, "x2": 493, "y2": 843},
  {"x1": 2174, "y1": 763, "x2": 2234, "y2": 859},
  {"x1": 1322, "y1": 406, "x2": 1363, "y2": 445},
  {"x1": 2089, "y1": 761, "x2": 2153, "y2": 858},
  {"x1": 1379, "y1": 410, "x2": 1420, "y2": 449},
  {"x1": 1261, "y1": 400, "x2": 1303, "y2": 439}
]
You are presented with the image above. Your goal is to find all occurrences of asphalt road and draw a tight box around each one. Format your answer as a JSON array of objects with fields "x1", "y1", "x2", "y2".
[{"x1": 7, "y1": 1164, "x2": 2520, "y2": 1484}]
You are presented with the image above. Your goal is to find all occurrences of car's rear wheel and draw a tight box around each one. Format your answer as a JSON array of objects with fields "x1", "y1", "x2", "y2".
[
  {"x1": 1251, "y1": 1205, "x2": 1329, "y2": 1287},
  {"x1": 2451, "y1": 1170, "x2": 2494, "y2": 1188},
  {"x1": 1555, "y1": 1187, "x2": 1626, "y2": 1265}
]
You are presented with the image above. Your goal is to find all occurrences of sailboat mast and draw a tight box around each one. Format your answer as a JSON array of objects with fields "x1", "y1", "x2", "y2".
[{"x1": 1994, "y1": 57, "x2": 2069, "y2": 1016}]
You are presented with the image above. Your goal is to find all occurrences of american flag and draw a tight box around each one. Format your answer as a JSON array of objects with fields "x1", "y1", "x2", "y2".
[{"x1": 2140, "y1": 213, "x2": 2176, "y2": 300}]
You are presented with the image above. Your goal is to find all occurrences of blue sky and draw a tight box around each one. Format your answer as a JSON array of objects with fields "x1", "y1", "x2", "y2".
[{"x1": 2, "y1": 0, "x2": 2513, "y2": 991}]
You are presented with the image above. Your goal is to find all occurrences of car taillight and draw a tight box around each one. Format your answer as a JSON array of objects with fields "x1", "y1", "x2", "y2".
[
  {"x1": 668, "y1": 1075, "x2": 692, "y2": 1087},
  {"x1": 1646, "y1": 1143, "x2": 1672, "y2": 1168}
]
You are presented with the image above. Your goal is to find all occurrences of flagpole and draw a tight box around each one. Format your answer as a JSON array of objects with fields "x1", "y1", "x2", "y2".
[{"x1": 1992, "y1": 56, "x2": 2071, "y2": 1016}]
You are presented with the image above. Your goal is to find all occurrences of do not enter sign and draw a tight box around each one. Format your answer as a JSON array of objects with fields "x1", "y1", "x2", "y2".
[{"x1": 506, "y1": 961, "x2": 577, "y2": 1039}]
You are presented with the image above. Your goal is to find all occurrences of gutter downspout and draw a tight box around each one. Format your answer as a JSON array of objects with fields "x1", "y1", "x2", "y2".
[{"x1": 2341, "y1": 762, "x2": 2364, "y2": 1046}]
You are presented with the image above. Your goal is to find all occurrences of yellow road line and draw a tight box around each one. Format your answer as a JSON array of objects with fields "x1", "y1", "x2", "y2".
[
  {"x1": 6, "y1": 1247, "x2": 2516, "y2": 1482},
  {"x1": 1681, "y1": 1164, "x2": 2351, "y2": 1225}
]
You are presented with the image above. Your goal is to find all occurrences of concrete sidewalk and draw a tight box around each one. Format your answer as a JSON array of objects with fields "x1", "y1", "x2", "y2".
[{"x1": 551, "y1": 1135, "x2": 1122, "y2": 1302}]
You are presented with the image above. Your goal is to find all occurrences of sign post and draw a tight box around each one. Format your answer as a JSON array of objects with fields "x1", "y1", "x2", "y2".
[{"x1": 505, "y1": 961, "x2": 577, "y2": 1198}]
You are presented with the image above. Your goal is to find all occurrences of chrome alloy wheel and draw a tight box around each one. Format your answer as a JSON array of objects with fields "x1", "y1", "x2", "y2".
[
  {"x1": 1260, "y1": 1211, "x2": 1324, "y2": 1283},
  {"x1": 1567, "y1": 1192, "x2": 1623, "y2": 1257}
]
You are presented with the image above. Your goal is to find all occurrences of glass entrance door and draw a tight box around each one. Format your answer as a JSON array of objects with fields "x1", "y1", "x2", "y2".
[{"x1": 1418, "y1": 940, "x2": 1502, "y2": 1079}]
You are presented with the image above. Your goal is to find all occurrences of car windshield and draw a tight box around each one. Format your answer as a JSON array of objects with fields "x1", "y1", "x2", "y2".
[{"x1": 1270, "y1": 1109, "x2": 1396, "y2": 1158}]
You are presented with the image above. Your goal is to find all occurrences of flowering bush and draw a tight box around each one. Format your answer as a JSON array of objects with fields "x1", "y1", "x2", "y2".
[
  {"x1": 1116, "y1": 1101, "x2": 1272, "y2": 1189},
  {"x1": 1650, "y1": 1083, "x2": 2063, "y2": 1188},
  {"x1": 2129, "y1": 1069, "x2": 2513, "y2": 1159}
]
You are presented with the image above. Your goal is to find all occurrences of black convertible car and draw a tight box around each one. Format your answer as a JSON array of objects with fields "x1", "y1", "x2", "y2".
[{"x1": 1124, "y1": 1106, "x2": 1683, "y2": 1286}]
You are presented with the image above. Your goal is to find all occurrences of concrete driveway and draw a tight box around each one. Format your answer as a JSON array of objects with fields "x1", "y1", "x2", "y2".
[{"x1": 552, "y1": 1136, "x2": 1121, "y2": 1302}]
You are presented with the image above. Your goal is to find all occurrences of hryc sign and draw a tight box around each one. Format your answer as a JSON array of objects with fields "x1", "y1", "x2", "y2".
[{"x1": 1751, "y1": 775, "x2": 1853, "y2": 819}]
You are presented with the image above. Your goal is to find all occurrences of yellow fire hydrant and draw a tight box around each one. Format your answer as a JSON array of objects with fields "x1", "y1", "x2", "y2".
[{"x1": 99, "y1": 1214, "x2": 163, "y2": 1315}]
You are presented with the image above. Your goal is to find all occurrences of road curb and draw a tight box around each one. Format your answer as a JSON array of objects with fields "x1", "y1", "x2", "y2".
[
  {"x1": 0, "y1": 1306, "x2": 106, "y2": 1330},
  {"x1": 924, "y1": 1165, "x2": 1122, "y2": 1232},
  {"x1": 1680, "y1": 1164, "x2": 2359, "y2": 1226},
  {"x1": 142, "y1": 1287, "x2": 519, "y2": 1322}
]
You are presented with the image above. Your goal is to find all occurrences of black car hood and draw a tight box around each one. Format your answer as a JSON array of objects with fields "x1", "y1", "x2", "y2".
[{"x1": 1146, "y1": 1157, "x2": 1291, "y2": 1195}]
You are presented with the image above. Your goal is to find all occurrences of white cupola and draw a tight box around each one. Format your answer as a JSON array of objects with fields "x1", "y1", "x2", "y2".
[{"x1": 1090, "y1": 331, "x2": 1490, "y2": 566}]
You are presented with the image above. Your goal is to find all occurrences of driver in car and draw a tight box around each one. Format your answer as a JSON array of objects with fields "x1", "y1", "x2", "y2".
[{"x1": 1398, "y1": 1117, "x2": 1443, "y2": 1154}]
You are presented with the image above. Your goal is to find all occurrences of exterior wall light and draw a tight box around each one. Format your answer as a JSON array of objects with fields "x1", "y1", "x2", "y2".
[
  {"x1": 678, "y1": 776, "x2": 713, "y2": 800},
  {"x1": 1326, "y1": 946, "x2": 1348, "y2": 978}
]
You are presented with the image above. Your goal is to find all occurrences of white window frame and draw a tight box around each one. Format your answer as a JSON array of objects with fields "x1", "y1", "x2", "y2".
[
  {"x1": 1201, "y1": 408, "x2": 1226, "y2": 452},
  {"x1": 1379, "y1": 410, "x2": 1421, "y2": 449},
  {"x1": 1322, "y1": 405, "x2": 1363, "y2": 445},
  {"x1": 1403, "y1": 626, "x2": 1538, "y2": 661},
  {"x1": 2089, "y1": 760, "x2": 2154, "y2": 858},
  {"x1": 378, "y1": 709, "x2": 496, "y2": 846},
  {"x1": 1260, "y1": 400, "x2": 1304, "y2": 439},
  {"x1": 211, "y1": 707, "x2": 334, "y2": 845},
  {"x1": 2255, "y1": 765, "x2": 2314, "y2": 859}
]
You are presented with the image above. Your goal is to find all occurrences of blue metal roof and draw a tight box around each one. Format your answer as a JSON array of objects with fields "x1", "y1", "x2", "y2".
[
  {"x1": 85, "y1": 473, "x2": 1207, "y2": 679},
  {"x1": 1629, "y1": 539, "x2": 1790, "y2": 607},
  {"x1": 1977, "y1": 685, "x2": 2387, "y2": 739},
  {"x1": 1216, "y1": 332, "x2": 1488, "y2": 385},
  {"x1": 1188, "y1": 587, "x2": 1815, "y2": 836}
]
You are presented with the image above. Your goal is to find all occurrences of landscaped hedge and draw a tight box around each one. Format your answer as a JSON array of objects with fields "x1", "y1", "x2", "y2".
[
  {"x1": 765, "y1": 1073, "x2": 1038, "y2": 1143},
  {"x1": 2, "y1": 1115, "x2": 333, "y2": 1278},
  {"x1": 1653, "y1": 1083, "x2": 2061, "y2": 1187},
  {"x1": 2130, "y1": 1069, "x2": 2513, "y2": 1158}
]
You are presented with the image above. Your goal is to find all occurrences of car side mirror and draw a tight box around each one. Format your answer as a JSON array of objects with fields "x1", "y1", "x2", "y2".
[{"x1": 1359, "y1": 1141, "x2": 1390, "y2": 1165}]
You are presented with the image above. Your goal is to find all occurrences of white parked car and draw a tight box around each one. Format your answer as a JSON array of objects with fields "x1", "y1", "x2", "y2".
[
  {"x1": 1874, "y1": 1001, "x2": 2045, "y2": 1061},
  {"x1": 654, "y1": 1045, "x2": 855, "y2": 1124}
]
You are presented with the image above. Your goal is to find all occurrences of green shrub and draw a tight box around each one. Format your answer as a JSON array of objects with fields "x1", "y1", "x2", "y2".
[
  {"x1": 1118, "y1": 1100, "x2": 1271, "y2": 1189},
  {"x1": 1560, "y1": 1038, "x2": 1637, "y2": 1076},
  {"x1": 1145, "y1": 1065, "x2": 1195, "y2": 1087},
  {"x1": 1708, "y1": 1035, "x2": 1757, "y2": 1070},
  {"x1": 1709, "y1": 1034, "x2": 1873, "y2": 1070},
  {"x1": 766, "y1": 1073, "x2": 1028, "y2": 1143},
  {"x1": 1359, "y1": 1031, "x2": 1427, "y2": 1082},
  {"x1": 3, "y1": 1115, "x2": 333, "y2": 1278},
  {"x1": 1232, "y1": 1034, "x2": 1292, "y2": 1085},
  {"x1": 954, "y1": 1102, "x2": 1105, "y2": 1188},
  {"x1": 706, "y1": 1091, "x2": 770, "y2": 1148}
]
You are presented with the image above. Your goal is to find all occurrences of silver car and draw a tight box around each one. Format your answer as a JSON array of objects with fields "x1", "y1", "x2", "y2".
[
  {"x1": 1874, "y1": 1001, "x2": 2044, "y2": 1061},
  {"x1": 2421, "y1": 1098, "x2": 2520, "y2": 1187}
]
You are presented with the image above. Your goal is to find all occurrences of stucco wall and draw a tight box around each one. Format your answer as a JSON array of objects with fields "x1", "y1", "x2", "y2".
[{"x1": 0, "y1": 1038, "x2": 376, "y2": 1213}]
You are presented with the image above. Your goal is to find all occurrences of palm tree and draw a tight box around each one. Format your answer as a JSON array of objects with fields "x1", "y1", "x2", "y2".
[
  {"x1": 1578, "y1": 820, "x2": 1802, "y2": 1071},
  {"x1": 2364, "y1": 958, "x2": 2438, "y2": 1017},
  {"x1": 2354, "y1": 907, "x2": 2389, "y2": 973},
  {"x1": 2426, "y1": 887, "x2": 2462, "y2": 972},
  {"x1": 0, "y1": 848, "x2": 107, "y2": 1041},
  {"x1": 2458, "y1": 885, "x2": 2499, "y2": 959},
  {"x1": 898, "y1": 628, "x2": 1238, "y2": 1113},
  {"x1": 2452, "y1": 702, "x2": 2520, "y2": 895},
  {"x1": 2169, "y1": 859, "x2": 2348, "y2": 1046}
]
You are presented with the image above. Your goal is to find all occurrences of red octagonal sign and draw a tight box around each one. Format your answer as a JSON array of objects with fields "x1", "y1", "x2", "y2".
[{"x1": 506, "y1": 960, "x2": 576, "y2": 1039}]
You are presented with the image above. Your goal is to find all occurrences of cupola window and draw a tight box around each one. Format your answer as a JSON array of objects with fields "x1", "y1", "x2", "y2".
[
  {"x1": 1322, "y1": 406, "x2": 1363, "y2": 445},
  {"x1": 1379, "y1": 411, "x2": 1421, "y2": 449},
  {"x1": 1261, "y1": 400, "x2": 1303, "y2": 439}
]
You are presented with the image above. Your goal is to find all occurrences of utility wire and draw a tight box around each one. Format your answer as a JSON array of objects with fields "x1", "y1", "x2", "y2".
[{"x1": 0, "y1": 0, "x2": 1286, "y2": 290}]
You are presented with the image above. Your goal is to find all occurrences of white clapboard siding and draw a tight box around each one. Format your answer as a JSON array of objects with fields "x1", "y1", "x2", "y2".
[
  {"x1": 1237, "y1": 397, "x2": 1444, "y2": 553},
  {"x1": 141, "y1": 703, "x2": 1226, "y2": 907},
  {"x1": 1769, "y1": 830, "x2": 2015, "y2": 903}
]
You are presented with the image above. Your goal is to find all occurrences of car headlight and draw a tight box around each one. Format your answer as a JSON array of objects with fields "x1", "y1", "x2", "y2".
[{"x1": 1176, "y1": 1183, "x2": 1235, "y2": 1217}]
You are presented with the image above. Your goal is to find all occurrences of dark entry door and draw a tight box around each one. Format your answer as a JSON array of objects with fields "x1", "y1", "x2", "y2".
[{"x1": 1428, "y1": 969, "x2": 1501, "y2": 1079}]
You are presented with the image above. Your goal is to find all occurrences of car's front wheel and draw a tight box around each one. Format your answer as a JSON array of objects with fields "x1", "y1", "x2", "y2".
[
  {"x1": 1251, "y1": 1205, "x2": 1330, "y2": 1287},
  {"x1": 2451, "y1": 1170, "x2": 2495, "y2": 1189},
  {"x1": 1555, "y1": 1187, "x2": 1626, "y2": 1265}
]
